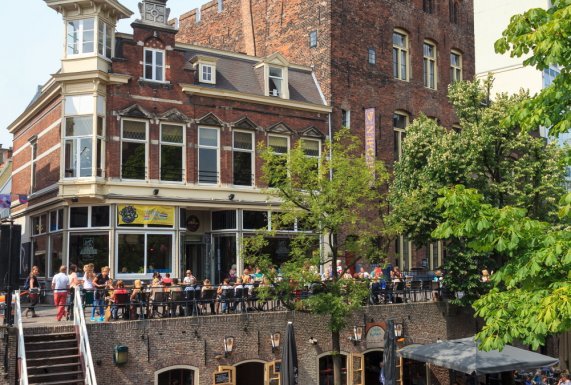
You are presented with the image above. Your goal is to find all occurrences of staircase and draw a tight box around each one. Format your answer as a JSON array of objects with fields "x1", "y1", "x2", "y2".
[{"x1": 25, "y1": 331, "x2": 84, "y2": 385}]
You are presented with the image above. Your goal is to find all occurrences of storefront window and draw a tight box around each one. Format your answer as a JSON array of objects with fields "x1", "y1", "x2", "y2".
[
  {"x1": 32, "y1": 235, "x2": 47, "y2": 277},
  {"x1": 71, "y1": 206, "x2": 110, "y2": 228},
  {"x1": 68, "y1": 233, "x2": 109, "y2": 271},
  {"x1": 213, "y1": 235, "x2": 236, "y2": 284},
  {"x1": 117, "y1": 233, "x2": 172, "y2": 275},
  {"x1": 50, "y1": 233, "x2": 63, "y2": 276},
  {"x1": 243, "y1": 211, "x2": 268, "y2": 230}
]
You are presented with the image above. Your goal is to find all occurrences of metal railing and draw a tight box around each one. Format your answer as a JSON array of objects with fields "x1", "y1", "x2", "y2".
[
  {"x1": 73, "y1": 287, "x2": 97, "y2": 385},
  {"x1": 15, "y1": 291, "x2": 28, "y2": 385}
]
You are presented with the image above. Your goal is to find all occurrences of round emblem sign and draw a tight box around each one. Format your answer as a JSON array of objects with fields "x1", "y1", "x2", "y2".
[{"x1": 186, "y1": 215, "x2": 200, "y2": 232}]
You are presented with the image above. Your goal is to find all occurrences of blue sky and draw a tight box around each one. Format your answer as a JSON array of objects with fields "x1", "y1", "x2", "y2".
[{"x1": 0, "y1": 0, "x2": 208, "y2": 148}]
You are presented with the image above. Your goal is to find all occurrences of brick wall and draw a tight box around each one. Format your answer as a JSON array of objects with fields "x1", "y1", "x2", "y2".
[
  {"x1": 0, "y1": 327, "x2": 18, "y2": 385},
  {"x1": 109, "y1": 24, "x2": 328, "y2": 186},
  {"x1": 86, "y1": 302, "x2": 475, "y2": 384}
]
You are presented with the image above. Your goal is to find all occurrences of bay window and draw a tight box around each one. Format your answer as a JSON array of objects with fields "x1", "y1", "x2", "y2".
[
  {"x1": 97, "y1": 20, "x2": 113, "y2": 59},
  {"x1": 66, "y1": 18, "x2": 94, "y2": 56},
  {"x1": 64, "y1": 95, "x2": 104, "y2": 178}
]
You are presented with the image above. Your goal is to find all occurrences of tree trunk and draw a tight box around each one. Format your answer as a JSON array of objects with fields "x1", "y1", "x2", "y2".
[{"x1": 332, "y1": 329, "x2": 342, "y2": 385}]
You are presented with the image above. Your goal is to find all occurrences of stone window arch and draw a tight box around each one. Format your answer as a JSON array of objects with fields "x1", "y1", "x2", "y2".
[{"x1": 155, "y1": 365, "x2": 199, "y2": 385}]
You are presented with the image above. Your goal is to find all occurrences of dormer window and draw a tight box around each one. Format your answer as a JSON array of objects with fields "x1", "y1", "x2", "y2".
[
  {"x1": 256, "y1": 53, "x2": 290, "y2": 99},
  {"x1": 200, "y1": 64, "x2": 215, "y2": 84},
  {"x1": 191, "y1": 55, "x2": 218, "y2": 85},
  {"x1": 144, "y1": 48, "x2": 165, "y2": 82},
  {"x1": 269, "y1": 67, "x2": 284, "y2": 97},
  {"x1": 67, "y1": 18, "x2": 95, "y2": 56}
]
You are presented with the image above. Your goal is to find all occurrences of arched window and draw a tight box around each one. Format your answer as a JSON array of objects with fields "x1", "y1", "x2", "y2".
[
  {"x1": 155, "y1": 365, "x2": 198, "y2": 385},
  {"x1": 449, "y1": 0, "x2": 459, "y2": 24}
]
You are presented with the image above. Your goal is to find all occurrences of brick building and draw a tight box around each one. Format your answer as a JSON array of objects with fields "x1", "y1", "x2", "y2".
[
  {"x1": 177, "y1": 0, "x2": 475, "y2": 272},
  {"x1": 8, "y1": 0, "x2": 330, "y2": 283}
]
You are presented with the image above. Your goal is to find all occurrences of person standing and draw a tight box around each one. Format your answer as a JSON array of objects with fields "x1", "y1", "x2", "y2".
[
  {"x1": 92, "y1": 266, "x2": 110, "y2": 322},
  {"x1": 51, "y1": 265, "x2": 69, "y2": 321},
  {"x1": 66, "y1": 264, "x2": 80, "y2": 320},
  {"x1": 24, "y1": 266, "x2": 40, "y2": 318}
]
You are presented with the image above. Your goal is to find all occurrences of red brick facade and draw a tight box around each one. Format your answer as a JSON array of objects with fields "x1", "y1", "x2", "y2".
[{"x1": 178, "y1": 0, "x2": 475, "y2": 270}]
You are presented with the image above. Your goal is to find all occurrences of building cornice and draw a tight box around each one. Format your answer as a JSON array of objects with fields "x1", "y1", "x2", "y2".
[
  {"x1": 52, "y1": 71, "x2": 131, "y2": 85},
  {"x1": 7, "y1": 79, "x2": 61, "y2": 134},
  {"x1": 180, "y1": 84, "x2": 331, "y2": 114}
]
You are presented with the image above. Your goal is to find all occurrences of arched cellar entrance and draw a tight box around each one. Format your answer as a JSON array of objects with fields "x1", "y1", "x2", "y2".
[
  {"x1": 364, "y1": 350, "x2": 384, "y2": 385},
  {"x1": 235, "y1": 361, "x2": 265, "y2": 385}
]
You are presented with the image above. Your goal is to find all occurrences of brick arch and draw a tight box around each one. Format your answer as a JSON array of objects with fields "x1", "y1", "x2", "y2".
[{"x1": 154, "y1": 365, "x2": 199, "y2": 385}]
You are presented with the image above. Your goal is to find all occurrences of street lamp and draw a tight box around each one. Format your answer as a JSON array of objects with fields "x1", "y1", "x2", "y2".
[
  {"x1": 394, "y1": 323, "x2": 403, "y2": 338},
  {"x1": 224, "y1": 336, "x2": 235, "y2": 357},
  {"x1": 350, "y1": 325, "x2": 363, "y2": 345}
]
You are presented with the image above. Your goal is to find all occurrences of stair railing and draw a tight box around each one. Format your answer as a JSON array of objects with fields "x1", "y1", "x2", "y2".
[
  {"x1": 14, "y1": 290, "x2": 28, "y2": 385},
  {"x1": 73, "y1": 287, "x2": 97, "y2": 385}
]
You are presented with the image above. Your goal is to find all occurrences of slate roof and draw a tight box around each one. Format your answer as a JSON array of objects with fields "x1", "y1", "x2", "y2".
[{"x1": 182, "y1": 48, "x2": 325, "y2": 106}]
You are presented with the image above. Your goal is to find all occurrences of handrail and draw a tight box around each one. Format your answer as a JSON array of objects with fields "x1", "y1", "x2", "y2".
[
  {"x1": 15, "y1": 291, "x2": 28, "y2": 385},
  {"x1": 73, "y1": 287, "x2": 97, "y2": 385}
]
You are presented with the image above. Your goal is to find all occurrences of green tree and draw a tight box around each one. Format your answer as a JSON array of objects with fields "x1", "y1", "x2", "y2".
[
  {"x1": 433, "y1": 185, "x2": 571, "y2": 350},
  {"x1": 495, "y1": 0, "x2": 571, "y2": 137},
  {"x1": 388, "y1": 78, "x2": 567, "y2": 304},
  {"x1": 243, "y1": 128, "x2": 391, "y2": 385}
]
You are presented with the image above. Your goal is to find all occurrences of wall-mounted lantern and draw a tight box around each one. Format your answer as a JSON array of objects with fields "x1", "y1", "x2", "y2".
[
  {"x1": 224, "y1": 336, "x2": 235, "y2": 357},
  {"x1": 270, "y1": 332, "x2": 281, "y2": 352},
  {"x1": 349, "y1": 325, "x2": 363, "y2": 345},
  {"x1": 113, "y1": 345, "x2": 128, "y2": 366}
]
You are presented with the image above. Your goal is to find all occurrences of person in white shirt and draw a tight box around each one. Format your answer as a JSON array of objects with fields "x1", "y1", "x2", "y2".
[
  {"x1": 51, "y1": 265, "x2": 70, "y2": 321},
  {"x1": 183, "y1": 270, "x2": 196, "y2": 285}
]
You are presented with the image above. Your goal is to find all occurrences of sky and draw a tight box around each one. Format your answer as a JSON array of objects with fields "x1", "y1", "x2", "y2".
[{"x1": 0, "y1": 0, "x2": 208, "y2": 149}]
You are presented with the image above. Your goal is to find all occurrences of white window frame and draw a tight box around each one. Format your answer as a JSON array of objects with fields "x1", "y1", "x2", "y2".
[
  {"x1": 423, "y1": 40, "x2": 437, "y2": 89},
  {"x1": 268, "y1": 134, "x2": 290, "y2": 155},
  {"x1": 198, "y1": 126, "x2": 220, "y2": 185},
  {"x1": 199, "y1": 63, "x2": 215, "y2": 84},
  {"x1": 268, "y1": 66, "x2": 285, "y2": 97},
  {"x1": 301, "y1": 138, "x2": 321, "y2": 158},
  {"x1": 30, "y1": 140, "x2": 38, "y2": 191},
  {"x1": 393, "y1": 111, "x2": 409, "y2": 162},
  {"x1": 66, "y1": 18, "x2": 95, "y2": 57},
  {"x1": 121, "y1": 119, "x2": 148, "y2": 180},
  {"x1": 429, "y1": 241, "x2": 442, "y2": 270},
  {"x1": 309, "y1": 31, "x2": 318, "y2": 48},
  {"x1": 143, "y1": 48, "x2": 166, "y2": 82},
  {"x1": 232, "y1": 130, "x2": 255, "y2": 187},
  {"x1": 97, "y1": 19, "x2": 113, "y2": 59},
  {"x1": 450, "y1": 50, "x2": 462, "y2": 83},
  {"x1": 368, "y1": 48, "x2": 376, "y2": 64},
  {"x1": 341, "y1": 109, "x2": 351, "y2": 128},
  {"x1": 115, "y1": 230, "x2": 175, "y2": 279},
  {"x1": 69, "y1": 206, "x2": 111, "y2": 229},
  {"x1": 159, "y1": 123, "x2": 185, "y2": 183},
  {"x1": 393, "y1": 30, "x2": 409, "y2": 81}
]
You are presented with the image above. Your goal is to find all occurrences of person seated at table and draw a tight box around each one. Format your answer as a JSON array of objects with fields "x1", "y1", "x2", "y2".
[
  {"x1": 184, "y1": 276, "x2": 197, "y2": 290},
  {"x1": 227, "y1": 264, "x2": 237, "y2": 283},
  {"x1": 130, "y1": 280, "x2": 144, "y2": 319},
  {"x1": 110, "y1": 280, "x2": 128, "y2": 320},
  {"x1": 558, "y1": 373, "x2": 571, "y2": 385},
  {"x1": 241, "y1": 268, "x2": 252, "y2": 283},
  {"x1": 391, "y1": 266, "x2": 403, "y2": 282},
  {"x1": 217, "y1": 278, "x2": 234, "y2": 313},
  {"x1": 201, "y1": 279, "x2": 216, "y2": 314},
  {"x1": 151, "y1": 272, "x2": 162, "y2": 286},
  {"x1": 183, "y1": 270, "x2": 195, "y2": 285},
  {"x1": 252, "y1": 267, "x2": 264, "y2": 282},
  {"x1": 358, "y1": 267, "x2": 370, "y2": 279},
  {"x1": 161, "y1": 273, "x2": 173, "y2": 287}
]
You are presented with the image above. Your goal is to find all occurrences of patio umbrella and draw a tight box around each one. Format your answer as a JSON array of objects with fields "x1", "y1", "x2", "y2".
[
  {"x1": 399, "y1": 337, "x2": 559, "y2": 375},
  {"x1": 282, "y1": 321, "x2": 299, "y2": 385},
  {"x1": 384, "y1": 319, "x2": 396, "y2": 385}
]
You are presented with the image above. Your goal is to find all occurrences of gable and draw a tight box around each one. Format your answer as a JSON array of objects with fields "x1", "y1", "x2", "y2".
[
  {"x1": 266, "y1": 122, "x2": 295, "y2": 135},
  {"x1": 196, "y1": 112, "x2": 224, "y2": 126},
  {"x1": 232, "y1": 117, "x2": 258, "y2": 131}
]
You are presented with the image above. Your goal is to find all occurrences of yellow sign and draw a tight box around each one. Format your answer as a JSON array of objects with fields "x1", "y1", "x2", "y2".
[{"x1": 117, "y1": 205, "x2": 175, "y2": 226}]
